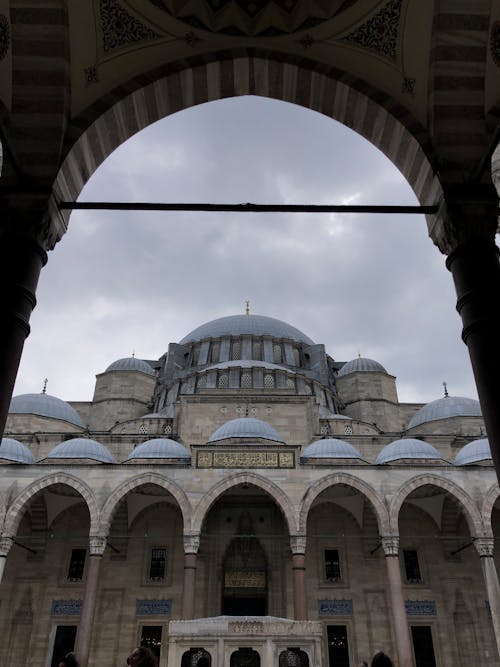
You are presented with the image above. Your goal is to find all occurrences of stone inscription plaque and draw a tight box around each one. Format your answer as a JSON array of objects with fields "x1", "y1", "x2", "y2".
[
  {"x1": 318, "y1": 599, "x2": 353, "y2": 615},
  {"x1": 225, "y1": 571, "x2": 266, "y2": 588},
  {"x1": 405, "y1": 600, "x2": 436, "y2": 616},
  {"x1": 197, "y1": 450, "x2": 294, "y2": 468},
  {"x1": 136, "y1": 599, "x2": 171, "y2": 615},
  {"x1": 51, "y1": 599, "x2": 82, "y2": 616}
]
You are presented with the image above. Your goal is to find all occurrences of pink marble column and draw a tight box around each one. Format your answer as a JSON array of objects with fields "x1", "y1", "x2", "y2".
[
  {"x1": 0, "y1": 537, "x2": 13, "y2": 583},
  {"x1": 182, "y1": 534, "x2": 200, "y2": 620},
  {"x1": 382, "y1": 537, "x2": 414, "y2": 667},
  {"x1": 475, "y1": 538, "x2": 500, "y2": 660},
  {"x1": 75, "y1": 536, "x2": 106, "y2": 667},
  {"x1": 290, "y1": 535, "x2": 307, "y2": 620}
]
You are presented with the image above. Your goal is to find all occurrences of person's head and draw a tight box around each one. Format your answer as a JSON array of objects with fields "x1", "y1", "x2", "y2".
[
  {"x1": 58, "y1": 653, "x2": 79, "y2": 667},
  {"x1": 371, "y1": 652, "x2": 393, "y2": 667},
  {"x1": 127, "y1": 647, "x2": 159, "y2": 667}
]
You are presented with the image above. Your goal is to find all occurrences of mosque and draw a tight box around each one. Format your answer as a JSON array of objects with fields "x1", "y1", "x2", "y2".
[{"x1": 0, "y1": 311, "x2": 499, "y2": 667}]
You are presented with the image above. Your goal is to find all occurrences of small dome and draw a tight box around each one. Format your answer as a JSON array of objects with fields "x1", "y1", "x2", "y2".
[
  {"x1": 0, "y1": 438, "x2": 35, "y2": 464},
  {"x1": 9, "y1": 393, "x2": 85, "y2": 428},
  {"x1": 337, "y1": 357, "x2": 387, "y2": 377},
  {"x1": 105, "y1": 357, "x2": 156, "y2": 376},
  {"x1": 302, "y1": 438, "x2": 363, "y2": 460},
  {"x1": 208, "y1": 417, "x2": 285, "y2": 443},
  {"x1": 407, "y1": 396, "x2": 482, "y2": 429},
  {"x1": 180, "y1": 314, "x2": 314, "y2": 345},
  {"x1": 127, "y1": 438, "x2": 191, "y2": 460},
  {"x1": 454, "y1": 438, "x2": 492, "y2": 465},
  {"x1": 47, "y1": 438, "x2": 115, "y2": 463},
  {"x1": 376, "y1": 438, "x2": 444, "y2": 464}
]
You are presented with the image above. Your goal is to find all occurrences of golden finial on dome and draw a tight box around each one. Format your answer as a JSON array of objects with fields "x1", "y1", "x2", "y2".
[
  {"x1": 443, "y1": 381, "x2": 449, "y2": 397},
  {"x1": 42, "y1": 378, "x2": 48, "y2": 394},
  {"x1": 245, "y1": 300, "x2": 250, "y2": 315}
]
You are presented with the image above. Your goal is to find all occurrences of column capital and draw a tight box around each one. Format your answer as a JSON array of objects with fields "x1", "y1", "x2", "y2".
[
  {"x1": 290, "y1": 535, "x2": 307, "y2": 554},
  {"x1": 381, "y1": 536, "x2": 400, "y2": 556},
  {"x1": 474, "y1": 537, "x2": 495, "y2": 557},
  {"x1": 89, "y1": 535, "x2": 107, "y2": 556},
  {"x1": 0, "y1": 536, "x2": 14, "y2": 557},
  {"x1": 183, "y1": 534, "x2": 200, "y2": 554}
]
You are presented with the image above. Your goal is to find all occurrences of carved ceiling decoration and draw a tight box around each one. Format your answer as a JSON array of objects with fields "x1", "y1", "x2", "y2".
[
  {"x1": 146, "y1": 0, "x2": 356, "y2": 37},
  {"x1": 0, "y1": 14, "x2": 10, "y2": 61},
  {"x1": 341, "y1": 0, "x2": 402, "y2": 60},
  {"x1": 491, "y1": 21, "x2": 500, "y2": 66},
  {"x1": 100, "y1": 0, "x2": 159, "y2": 53}
]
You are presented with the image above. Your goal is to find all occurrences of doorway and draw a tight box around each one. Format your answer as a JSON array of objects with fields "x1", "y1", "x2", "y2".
[
  {"x1": 327, "y1": 625, "x2": 350, "y2": 667},
  {"x1": 411, "y1": 626, "x2": 437, "y2": 667}
]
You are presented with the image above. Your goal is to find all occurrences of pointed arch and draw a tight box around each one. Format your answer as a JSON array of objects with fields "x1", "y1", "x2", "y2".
[
  {"x1": 99, "y1": 472, "x2": 191, "y2": 533},
  {"x1": 388, "y1": 474, "x2": 483, "y2": 536},
  {"x1": 298, "y1": 472, "x2": 389, "y2": 535},
  {"x1": 2, "y1": 472, "x2": 99, "y2": 537},
  {"x1": 481, "y1": 482, "x2": 500, "y2": 535},
  {"x1": 191, "y1": 472, "x2": 296, "y2": 534}
]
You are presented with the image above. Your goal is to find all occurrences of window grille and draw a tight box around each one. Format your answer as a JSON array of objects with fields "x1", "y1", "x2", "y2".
[
  {"x1": 218, "y1": 374, "x2": 229, "y2": 388},
  {"x1": 67, "y1": 548, "x2": 86, "y2": 581},
  {"x1": 139, "y1": 423, "x2": 148, "y2": 434},
  {"x1": 324, "y1": 549, "x2": 341, "y2": 582},
  {"x1": 197, "y1": 375, "x2": 207, "y2": 389},
  {"x1": 304, "y1": 383, "x2": 312, "y2": 395},
  {"x1": 403, "y1": 549, "x2": 422, "y2": 583},
  {"x1": 344, "y1": 424, "x2": 353, "y2": 435},
  {"x1": 241, "y1": 373, "x2": 252, "y2": 388},
  {"x1": 231, "y1": 341, "x2": 241, "y2": 360},
  {"x1": 252, "y1": 342, "x2": 261, "y2": 360},
  {"x1": 164, "y1": 422, "x2": 172, "y2": 435},
  {"x1": 286, "y1": 377, "x2": 295, "y2": 390},
  {"x1": 264, "y1": 374, "x2": 275, "y2": 389},
  {"x1": 149, "y1": 547, "x2": 167, "y2": 581},
  {"x1": 273, "y1": 344, "x2": 282, "y2": 363}
]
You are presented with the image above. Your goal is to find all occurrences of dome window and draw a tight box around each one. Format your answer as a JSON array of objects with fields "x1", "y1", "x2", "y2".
[
  {"x1": 218, "y1": 374, "x2": 229, "y2": 389},
  {"x1": 210, "y1": 343, "x2": 220, "y2": 363},
  {"x1": 252, "y1": 341, "x2": 261, "y2": 360},
  {"x1": 231, "y1": 341, "x2": 241, "y2": 360},
  {"x1": 197, "y1": 375, "x2": 207, "y2": 389},
  {"x1": 241, "y1": 373, "x2": 252, "y2": 389},
  {"x1": 273, "y1": 344, "x2": 282, "y2": 364},
  {"x1": 286, "y1": 377, "x2": 295, "y2": 390},
  {"x1": 344, "y1": 424, "x2": 353, "y2": 436},
  {"x1": 264, "y1": 374, "x2": 275, "y2": 389},
  {"x1": 293, "y1": 348, "x2": 300, "y2": 366}
]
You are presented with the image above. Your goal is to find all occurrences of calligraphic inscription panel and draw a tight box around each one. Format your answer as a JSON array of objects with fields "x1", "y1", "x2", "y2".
[
  {"x1": 197, "y1": 450, "x2": 294, "y2": 468},
  {"x1": 225, "y1": 571, "x2": 266, "y2": 588}
]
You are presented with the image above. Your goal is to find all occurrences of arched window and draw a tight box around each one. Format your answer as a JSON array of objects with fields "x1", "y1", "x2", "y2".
[
  {"x1": 197, "y1": 375, "x2": 207, "y2": 389},
  {"x1": 181, "y1": 648, "x2": 212, "y2": 667},
  {"x1": 241, "y1": 373, "x2": 252, "y2": 389},
  {"x1": 232, "y1": 341, "x2": 241, "y2": 360},
  {"x1": 210, "y1": 343, "x2": 220, "y2": 364},
  {"x1": 273, "y1": 344, "x2": 282, "y2": 363},
  {"x1": 264, "y1": 374, "x2": 275, "y2": 389},
  {"x1": 252, "y1": 341, "x2": 261, "y2": 360},
  {"x1": 218, "y1": 374, "x2": 229, "y2": 389},
  {"x1": 286, "y1": 377, "x2": 295, "y2": 390},
  {"x1": 293, "y1": 348, "x2": 300, "y2": 366},
  {"x1": 230, "y1": 648, "x2": 260, "y2": 667},
  {"x1": 279, "y1": 649, "x2": 309, "y2": 667}
]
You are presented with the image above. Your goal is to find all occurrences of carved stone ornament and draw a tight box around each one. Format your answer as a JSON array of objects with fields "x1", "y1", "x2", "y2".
[
  {"x1": 100, "y1": 0, "x2": 159, "y2": 53},
  {"x1": 290, "y1": 535, "x2": 307, "y2": 554},
  {"x1": 474, "y1": 537, "x2": 495, "y2": 557},
  {"x1": 381, "y1": 536, "x2": 399, "y2": 556},
  {"x1": 183, "y1": 533, "x2": 200, "y2": 553},
  {"x1": 342, "y1": 0, "x2": 402, "y2": 61},
  {"x1": 89, "y1": 535, "x2": 107, "y2": 555},
  {"x1": 0, "y1": 536, "x2": 13, "y2": 557}
]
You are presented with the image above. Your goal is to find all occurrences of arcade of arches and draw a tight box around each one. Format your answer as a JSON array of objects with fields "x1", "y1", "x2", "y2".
[{"x1": 1, "y1": 1, "x2": 500, "y2": 666}]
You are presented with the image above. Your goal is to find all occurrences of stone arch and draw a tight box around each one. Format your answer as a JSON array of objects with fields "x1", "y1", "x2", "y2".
[
  {"x1": 99, "y1": 472, "x2": 191, "y2": 533},
  {"x1": 191, "y1": 472, "x2": 296, "y2": 534},
  {"x1": 3, "y1": 473, "x2": 99, "y2": 537},
  {"x1": 299, "y1": 472, "x2": 389, "y2": 535},
  {"x1": 55, "y1": 52, "x2": 441, "y2": 224},
  {"x1": 388, "y1": 474, "x2": 483, "y2": 536},
  {"x1": 481, "y1": 482, "x2": 500, "y2": 535}
]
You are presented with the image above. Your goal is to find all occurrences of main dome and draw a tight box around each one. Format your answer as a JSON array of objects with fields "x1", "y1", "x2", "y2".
[{"x1": 180, "y1": 314, "x2": 314, "y2": 345}]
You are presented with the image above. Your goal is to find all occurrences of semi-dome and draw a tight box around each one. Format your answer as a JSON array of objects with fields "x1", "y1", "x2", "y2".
[
  {"x1": 180, "y1": 314, "x2": 314, "y2": 345},
  {"x1": 105, "y1": 357, "x2": 156, "y2": 376},
  {"x1": 337, "y1": 357, "x2": 387, "y2": 377},
  {"x1": 127, "y1": 438, "x2": 191, "y2": 460},
  {"x1": 302, "y1": 438, "x2": 363, "y2": 460},
  {"x1": 208, "y1": 417, "x2": 285, "y2": 444},
  {"x1": 0, "y1": 438, "x2": 35, "y2": 464},
  {"x1": 9, "y1": 393, "x2": 85, "y2": 428},
  {"x1": 407, "y1": 396, "x2": 482, "y2": 430},
  {"x1": 47, "y1": 438, "x2": 115, "y2": 463},
  {"x1": 376, "y1": 438, "x2": 444, "y2": 464},
  {"x1": 454, "y1": 438, "x2": 492, "y2": 465}
]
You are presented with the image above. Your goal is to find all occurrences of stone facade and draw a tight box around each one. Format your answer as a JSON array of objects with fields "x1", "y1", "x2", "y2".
[{"x1": 1, "y1": 313, "x2": 499, "y2": 667}]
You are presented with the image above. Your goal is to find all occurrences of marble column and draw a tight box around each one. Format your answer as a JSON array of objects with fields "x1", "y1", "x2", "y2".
[
  {"x1": 0, "y1": 229, "x2": 47, "y2": 439},
  {"x1": 290, "y1": 535, "x2": 307, "y2": 620},
  {"x1": 446, "y1": 236, "x2": 500, "y2": 487},
  {"x1": 475, "y1": 538, "x2": 500, "y2": 660},
  {"x1": 382, "y1": 537, "x2": 414, "y2": 667},
  {"x1": 75, "y1": 536, "x2": 106, "y2": 667},
  {"x1": 0, "y1": 537, "x2": 14, "y2": 583},
  {"x1": 182, "y1": 534, "x2": 200, "y2": 619}
]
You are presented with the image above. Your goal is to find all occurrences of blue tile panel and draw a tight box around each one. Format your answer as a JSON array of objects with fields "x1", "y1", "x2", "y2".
[
  {"x1": 405, "y1": 600, "x2": 437, "y2": 616},
  {"x1": 51, "y1": 599, "x2": 82, "y2": 615},
  {"x1": 136, "y1": 599, "x2": 171, "y2": 615},
  {"x1": 318, "y1": 599, "x2": 353, "y2": 615}
]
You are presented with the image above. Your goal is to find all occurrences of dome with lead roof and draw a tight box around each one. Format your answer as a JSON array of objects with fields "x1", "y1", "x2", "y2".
[
  {"x1": 46, "y1": 438, "x2": 115, "y2": 463},
  {"x1": 337, "y1": 357, "x2": 387, "y2": 377},
  {"x1": 208, "y1": 417, "x2": 284, "y2": 443},
  {"x1": 105, "y1": 357, "x2": 156, "y2": 376},
  {"x1": 127, "y1": 438, "x2": 191, "y2": 460},
  {"x1": 180, "y1": 314, "x2": 314, "y2": 345},
  {"x1": 454, "y1": 438, "x2": 492, "y2": 465},
  {"x1": 0, "y1": 438, "x2": 35, "y2": 464},
  {"x1": 407, "y1": 396, "x2": 482, "y2": 430},
  {"x1": 376, "y1": 438, "x2": 444, "y2": 464},
  {"x1": 301, "y1": 438, "x2": 363, "y2": 460},
  {"x1": 9, "y1": 393, "x2": 85, "y2": 428}
]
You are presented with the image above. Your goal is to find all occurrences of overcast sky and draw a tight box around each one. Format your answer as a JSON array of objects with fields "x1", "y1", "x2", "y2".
[{"x1": 14, "y1": 96, "x2": 477, "y2": 405}]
